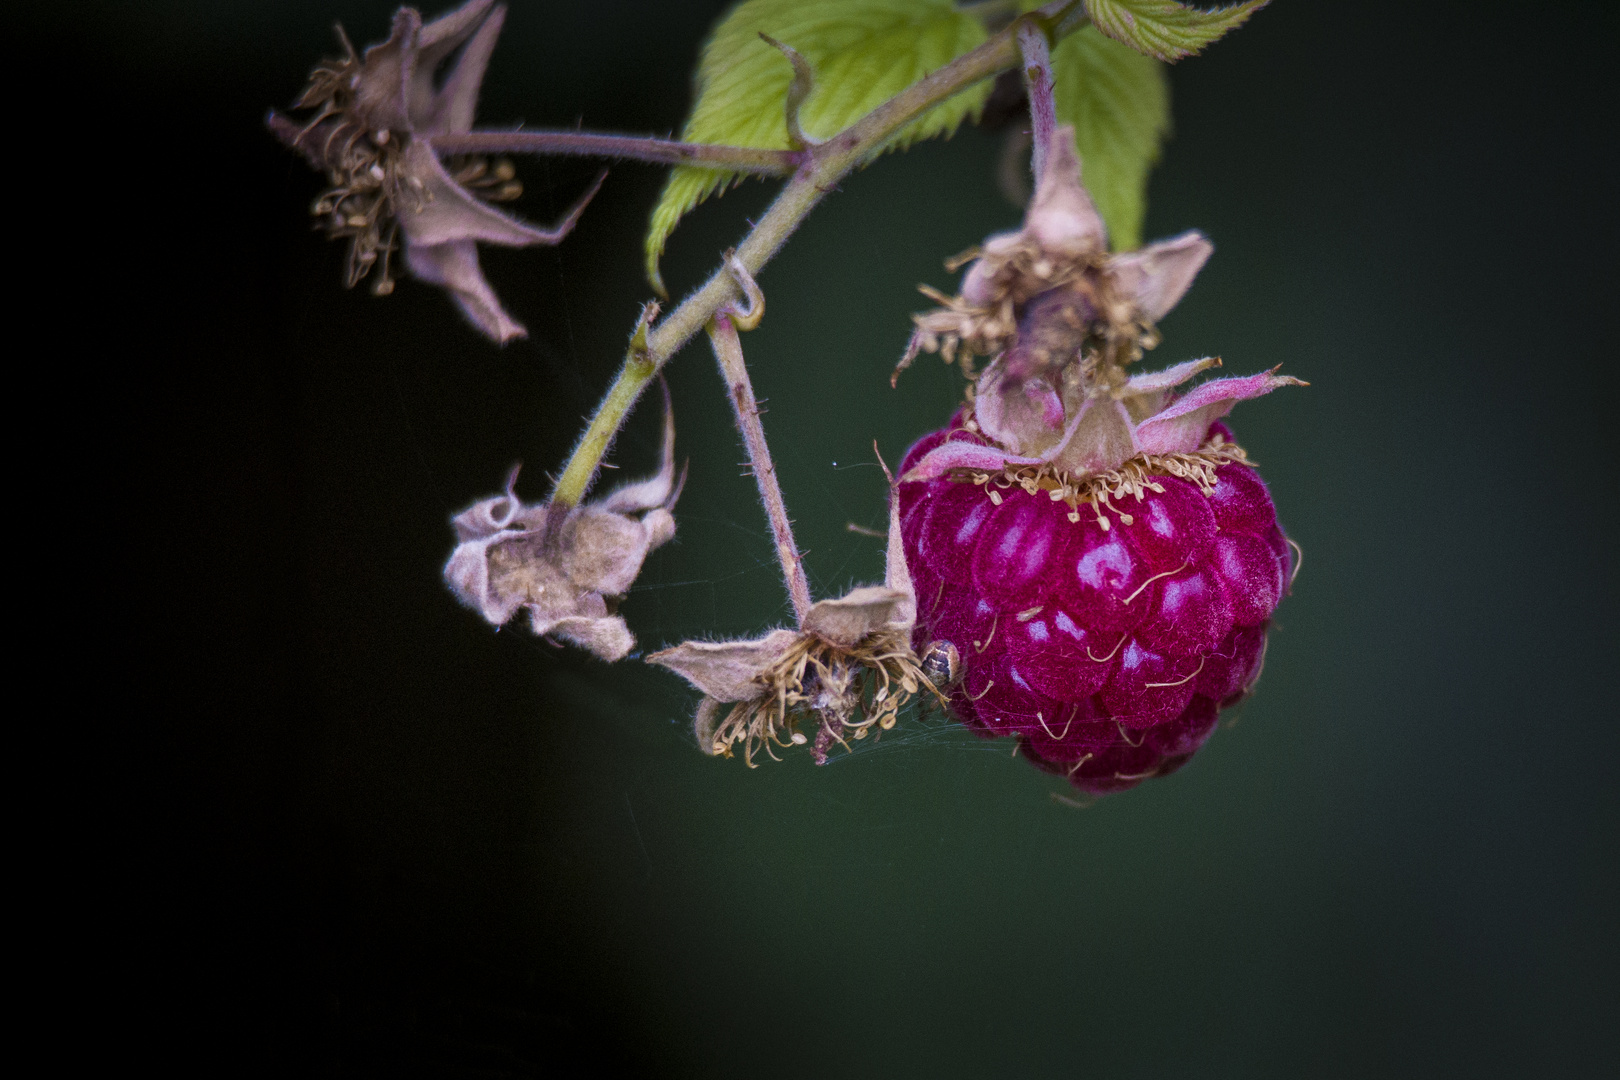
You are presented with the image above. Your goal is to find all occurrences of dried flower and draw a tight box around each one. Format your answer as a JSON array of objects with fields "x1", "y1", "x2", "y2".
[
  {"x1": 898, "y1": 123, "x2": 1302, "y2": 487},
  {"x1": 649, "y1": 474, "x2": 940, "y2": 765},
  {"x1": 267, "y1": 0, "x2": 602, "y2": 342},
  {"x1": 442, "y1": 393, "x2": 683, "y2": 661},
  {"x1": 900, "y1": 123, "x2": 1211, "y2": 380}
]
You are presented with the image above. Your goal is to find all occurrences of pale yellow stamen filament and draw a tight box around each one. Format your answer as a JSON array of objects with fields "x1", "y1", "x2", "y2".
[
  {"x1": 974, "y1": 613, "x2": 999, "y2": 654},
  {"x1": 1087, "y1": 632, "x2": 1128, "y2": 664},
  {"x1": 1037, "y1": 708, "x2": 1074, "y2": 742},
  {"x1": 1144, "y1": 655, "x2": 1206, "y2": 689},
  {"x1": 1124, "y1": 561, "x2": 1189, "y2": 606}
]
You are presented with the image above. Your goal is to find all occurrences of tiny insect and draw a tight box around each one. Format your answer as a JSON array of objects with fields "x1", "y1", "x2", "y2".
[{"x1": 920, "y1": 640, "x2": 962, "y2": 689}]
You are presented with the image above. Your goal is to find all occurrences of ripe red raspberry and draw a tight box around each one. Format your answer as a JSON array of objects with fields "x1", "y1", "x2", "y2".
[
  {"x1": 900, "y1": 422, "x2": 1290, "y2": 795},
  {"x1": 894, "y1": 125, "x2": 1302, "y2": 794}
]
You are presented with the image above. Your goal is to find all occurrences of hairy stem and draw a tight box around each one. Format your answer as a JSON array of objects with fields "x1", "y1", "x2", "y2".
[
  {"x1": 708, "y1": 315, "x2": 813, "y2": 621},
  {"x1": 1018, "y1": 20, "x2": 1057, "y2": 183},
  {"x1": 549, "y1": 1, "x2": 1084, "y2": 508},
  {"x1": 428, "y1": 131, "x2": 802, "y2": 176}
]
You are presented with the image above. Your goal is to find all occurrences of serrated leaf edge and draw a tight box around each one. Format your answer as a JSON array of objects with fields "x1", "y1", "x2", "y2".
[{"x1": 1083, "y1": 0, "x2": 1268, "y2": 62}]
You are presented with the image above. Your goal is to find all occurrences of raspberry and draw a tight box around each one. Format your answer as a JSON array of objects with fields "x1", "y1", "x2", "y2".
[
  {"x1": 900, "y1": 425, "x2": 1290, "y2": 795},
  {"x1": 893, "y1": 126, "x2": 1301, "y2": 794}
]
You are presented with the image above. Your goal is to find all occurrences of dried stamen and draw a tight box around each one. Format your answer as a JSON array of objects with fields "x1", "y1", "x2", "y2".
[
  {"x1": 951, "y1": 432, "x2": 1256, "y2": 530},
  {"x1": 706, "y1": 626, "x2": 943, "y2": 767}
]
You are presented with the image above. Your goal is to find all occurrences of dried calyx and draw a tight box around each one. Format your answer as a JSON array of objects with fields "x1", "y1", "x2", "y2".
[
  {"x1": 442, "y1": 391, "x2": 685, "y2": 661},
  {"x1": 900, "y1": 125, "x2": 1302, "y2": 491},
  {"x1": 649, "y1": 472, "x2": 939, "y2": 766},
  {"x1": 267, "y1": 0, "x2": 603, "y2": 342}
]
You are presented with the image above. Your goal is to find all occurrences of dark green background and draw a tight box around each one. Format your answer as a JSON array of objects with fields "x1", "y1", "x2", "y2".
[{"x1": 95, "y1": 0, "x2": 1615, "y2": 1074}]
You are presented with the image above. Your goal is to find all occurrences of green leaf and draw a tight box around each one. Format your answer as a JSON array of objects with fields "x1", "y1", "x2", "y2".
[
  {"x1": 645, "y1": 0, "x2": 991, "y2": 295},
  {"x1": 1047, "y1": 24, "x2": 1170, "y2": 251},
  {"x1": 1082, "y1": 0, "x2": 1268, "y2": 63}
]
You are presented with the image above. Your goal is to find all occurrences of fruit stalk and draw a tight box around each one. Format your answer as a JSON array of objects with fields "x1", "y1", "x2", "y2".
[
  {"x1": 428, "y1": 131, "x2": 803, "y2": 175},
  {"x1": 1017, "y1": 20, "x2": 1057, "y2": 183},
  {"x1": 707, "y1": 297, "x2": 812, "y2": 621}
]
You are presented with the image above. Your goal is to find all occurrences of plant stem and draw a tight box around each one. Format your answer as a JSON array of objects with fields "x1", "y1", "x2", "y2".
[
  {"x1": 707, "y1": 315, "x2": 813, "y2": 621},
  {"x1": 1018, "y1": 20, "x2": 1057, "y2": 183},
  {"x1": 549, "y1": 1, "x2": 1084, "y2": 509},
  {"x1": 428, "y1": 131, "x2": 802, "y2": 176}
]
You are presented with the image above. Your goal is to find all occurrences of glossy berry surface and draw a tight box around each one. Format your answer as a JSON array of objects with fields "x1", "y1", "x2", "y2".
[{"x1": 900, "y1": 423, "x2": 1290, "y2": 795}]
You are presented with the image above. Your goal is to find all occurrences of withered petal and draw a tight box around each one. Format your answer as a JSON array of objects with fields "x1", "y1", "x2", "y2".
[
  {"x1": 1050, "y1": 396, "x2": 1140, "y2": 476},
  {"x1": 974, "y1": 355, "x2": 1066, "y2": 454},
  {"x1": 542, "y1": 613, "x2": 636, "y2": 663},
  {"x1": 1107, "y1": 231, "x2": 1213, "y2": 323},
  {"x1": 883, "y1": 474, "x2": 917, "y2": 626},
  {"x1": 420, "y1": 1, "x2": 505, "y2": 134},
  {"x1": 648, "y1": 631, "x2": 802, "y2": 702},
  {"x1": 560, "y1": 508, "x2": 658, "y2": 596},
  {"x1": 801, "y1": 586, "x2": 911, "y2": 649},
  {"x1": 353, "y1": 8, "x2": 420, "y2": 133},
  {"x1": 418, "y1": 0, "x2": 498, "y2": 51},
  {"x1": 399, "y1": 141, "x2": 571, "y2": 247},
  {"x1": 900, "y1": 439, "x2": 1047, "y2": 482},
  {"x1": 449, "y1": 463, "x2": 543, "y2": 540},
  {"x1": 444, "y1": 534, "x2": 528, "y2": 625},
  {"x1": 693, "y1": 698, "x2": 725, "y2": 756},
  {"x1": 404, "y1": 238, "x2": 527, "y2": 342},
  {"x1": 1121, "y1": 356, "x2": 1221, "y2": 397},
  {"x1": 1134, "y1": 370, "x2": 1305, "y2": 455},
  {"x1": 599, "y1": 394, "x2": 680, "y2": 514}
]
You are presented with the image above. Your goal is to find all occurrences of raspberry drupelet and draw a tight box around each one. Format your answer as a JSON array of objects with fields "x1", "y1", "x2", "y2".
[{"x1": 896, "y1": 126, "x2": 1301, "y2": 795}]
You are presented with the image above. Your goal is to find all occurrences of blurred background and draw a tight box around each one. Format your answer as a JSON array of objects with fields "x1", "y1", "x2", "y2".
[{"x1": 80, "y1": 0, "x2": 1615, "y2": 1074}]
